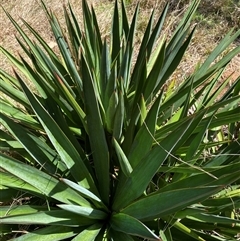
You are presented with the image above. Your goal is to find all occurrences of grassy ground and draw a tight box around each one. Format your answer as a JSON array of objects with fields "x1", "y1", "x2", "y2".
[{"x1": 0, "y1": 0, "x2": 239, "y2": 84}]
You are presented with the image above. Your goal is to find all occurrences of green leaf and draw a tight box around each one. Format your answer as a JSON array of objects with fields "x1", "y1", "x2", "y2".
[
  {"x1": 113, "y1": 138, "x2": 133, "y2": 177},
  {"x1": 144, "y1": 40, "x2": 166, "y2": 99},
  {"x1": 63, "y1": 6, "x2": 81, "y2": 60},
  {"x1": 17, "y1": 41, "x2": 52, "y2": 98},
  {"x1": 128, "y1": 90, "x2": 162, "y2": 168},
  {"x1": 179, "y1": 77, "x2": 194, "y2": 119},
  {"x1": 60, "y1": 178, "x2": 103, "y2": 204},
  {"x1": 131, "y1": 2, "x2": 168, "y2": 91},
  {"x1": 121, "y1": 0, "x2": 129, "y2": 37},
  {"x1": 0, "y1": 113, "x2": 65, "y2": 174},
  {"x1": 122, "y1": 166, "x2": 240, "y2": 220},
  {"x1": 167, "y1": 0, "x2": 200, "y2": 52},
  {"x1": 49, "y1": 13, "x2": 83, "y2": 90},
  {"x1": 160, "y1": 163, "x2": 240, "y2": 193},
  {"x1": 82, "y1": 0, "x2": 101, "y2": 70},
  {"x1": 184, "y1": 112, "x2": 215, "y2": 162},
  {"x1": 0, "y1": 171, "x2": 45, "y2": 199},
  {"x1": 139, "y1": 94, "x2": 147, "y2": 125},
  {"x1": 0, "y1": 205, "x2": 52, "y2": 218},
  {"x1": 0, "y1": 47, "x2": 28, "y2": 81},
  {"x1": 0, "y1": 210, "x2": 95, "y2": 226},
  {"x1": 156, "y1": 27, "x2": 196, "y2": 93},
  {"x1": 0, "y1": 153, "x2": 90, "y2": 206},
  {"x1": 113, "y1": 111, "x2": 206, "y2": 210},
  {"x1": 91, "y1": 5, "x2": 102, "y2": 52},
  {"x1": 172, "y1": 221, "x2": 206, "y2": 241},
  {"x1": 111, "y1": 0, "x2": 121, "y2": 63},
  {"x1": 121, "y1": 187, "x2": 222, "y2": 221},
  {"x1": 54, "y1": 74, "x2": 86, "y2": 130},
  {"x1": 11, "y1": 226, "x2": 77, "y2": 241},
  {"x1": 155, "y1": 97, "x2": 240, "y2": 141},
  {"x1": 113, "y1": 91, "x2": 124, "y2": 141},
  {"x1": 106, "y1": 91, "x2": 118, "y2": 132},
  {"x1": 72, "y1": 223, "x2": 103, "y2": 241},
  {"x1": 81, "y1": 54, "x2": 109, "y2": 204},
  {"x1": 0, "y1": 68, "x2": 21, "y2": 88},
  {"x1": 196, "y1": 29, "x2": 240, "y2": 79},
  {"x1": 15, "y1": 73, "x2": 97, "y2": 194},
  {"x1": 110, "y1": 229, "x2": 135, "y2": 241},
  {"x1": 111, "y1": 213, "x2": 159, "y2": 240},
  {"x1": 119, "y1": 44, "x2": 131, "y2": 90},
  {"x1": 104, "y1": 62, "x2": 117, "y2": 117},
  {"x1": 57, "y1": 205, "x2": 107, "y2": 220},
  {"x1": 29, "y1": 44, "x2": 76, "y2": 99},
  {"x1": 130, "y1": 10, "x2": 153, "y2": 92},
  {"x1": 126, "y1": 3, "x2": 139, "y2": 49},
  {"x1": 0, "y1": 68, "x2": 29, "y2": 108},
  {"x1": 100, "y1": 39, "x2": 111, "y2": 110},
  {"x1": 187, "y1": 213, "x2": 240, "y2": 225},
  {"x1": 159, "y1": 230, "x2": 170, "y2": 241},
  {"x1": 0, "y1": 101, "x2": 41, "y2": 130},
  {"x1": 122, "y1": 56, "x2": 147, "y2": 154}
]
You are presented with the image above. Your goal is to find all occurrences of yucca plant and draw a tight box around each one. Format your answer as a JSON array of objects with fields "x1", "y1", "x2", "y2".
[{"x1": 1, "y1": 0, "x2": 240, "y2": 240}]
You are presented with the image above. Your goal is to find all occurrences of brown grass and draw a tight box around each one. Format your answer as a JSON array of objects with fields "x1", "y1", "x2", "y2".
[{"x1": 0, "y1": 0, "x2": 239, "y2": 84}]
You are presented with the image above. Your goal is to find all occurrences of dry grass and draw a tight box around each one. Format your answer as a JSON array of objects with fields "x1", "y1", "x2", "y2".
[{"x1": 0, "y1": 0, "x2": 239, "y2": 85}]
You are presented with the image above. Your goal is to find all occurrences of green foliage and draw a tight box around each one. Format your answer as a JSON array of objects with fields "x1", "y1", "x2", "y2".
[{"x1": 1, "y1": 0, "x2": 240, "y2": 240}]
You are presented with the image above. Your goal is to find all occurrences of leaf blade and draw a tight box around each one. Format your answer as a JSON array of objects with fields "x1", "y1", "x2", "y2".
[{"x1": 111, "y1": 213, "x2": 159, "y2": 240}]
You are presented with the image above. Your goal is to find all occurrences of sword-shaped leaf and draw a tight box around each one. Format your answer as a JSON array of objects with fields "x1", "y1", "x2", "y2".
[
  {"x1": 81, "y1": 54, "x2": 109, "y2": 204},
  {"x1": 113, "y1": 111, "x2": 206, "y2": 210},
  {"x1": 11, "y1": 226, "x2": 77, "y2": 241},
  {"x1": 0, "y1": 153, "x2": 90, "y2": 206},
  {"x1": 15, "y1": 73, "x2": 97, "y2": 194},
  {"x1": 72, "y1": 223, "x2": 103, "y2": 241},
  {"x1": 57, "y1": 205, "x2": 107, "y2": 220},
  {"x1": 0, "y1": 210, "x2": 95, "y2": 226},
  {"x1": 111, "y1": 213, "x2": 159, "y2": 240}
]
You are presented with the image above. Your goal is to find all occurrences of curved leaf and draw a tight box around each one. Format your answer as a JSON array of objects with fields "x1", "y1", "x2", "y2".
[
  {"x1": 111, "y1": 213, "x2": 159, "y2": 240},
  {"x1": 72, "y1": 223, "x2": 103, "y2": 241},
  {"x1": 0, "y1": 210, "x2": 95, "y2": 226},
  {"x1": 57, "y1": 205, "x2": 107, "y2": 220},
  {"x1": 0, "y1": 153, "x2": 90, "y2": 207},
  {"x1": 11, "y1": 226, "x2": 77, "y2": 241},
  {"x1": 15, "y1": 73, "x2": 97, "y2": 194}
]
